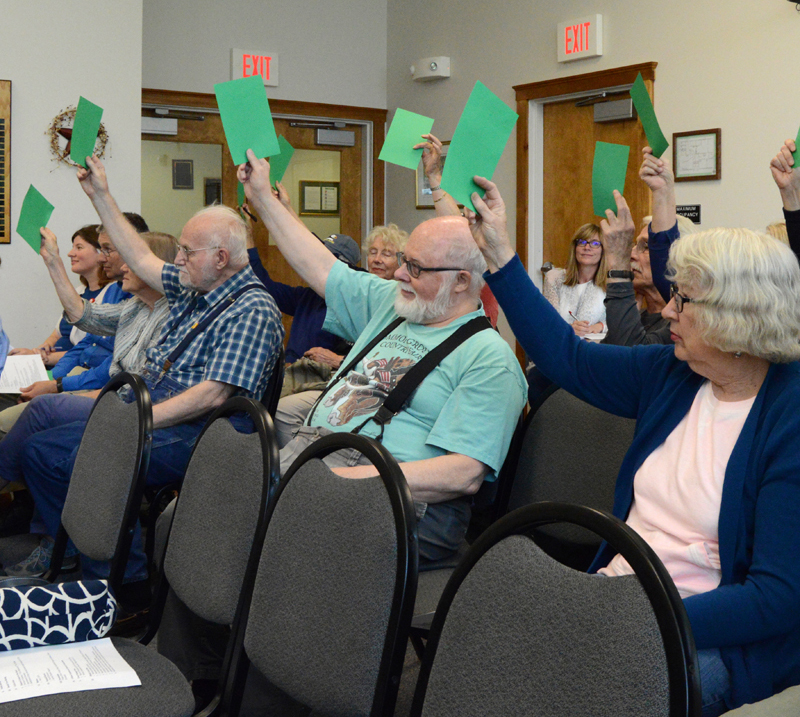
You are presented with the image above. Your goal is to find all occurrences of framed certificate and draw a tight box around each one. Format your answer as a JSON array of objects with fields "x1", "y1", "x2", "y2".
[{"x1": 673, "y1": 128, "x2": 721, "y2": 182}]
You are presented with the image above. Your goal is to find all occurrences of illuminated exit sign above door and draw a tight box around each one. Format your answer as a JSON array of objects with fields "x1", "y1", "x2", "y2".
[
  {"x1": 231, "y1": 48, "x2": 279, "y2": 86},
  {"x1": 557, "y1": 15, "x2": 603, "y2": 63}
]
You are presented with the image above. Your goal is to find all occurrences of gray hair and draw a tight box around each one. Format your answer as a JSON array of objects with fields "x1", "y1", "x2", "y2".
[
  {"x1": 366, "y1": 223, "x2": 409, "y2": 254},
  {"x1": 442, "y1": 232, "x2": 487, "y2": 299},
  {"x1": 668, "y1": 227, "x2": 800, "y2": 363},
  {"x1": 191, "y1": 205, "x2": 248, "y2": 266}
]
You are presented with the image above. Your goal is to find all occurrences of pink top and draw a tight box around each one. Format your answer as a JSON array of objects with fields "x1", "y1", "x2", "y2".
[{"x1": 599, "y1": 381, "x2": 755, "y2": 598}]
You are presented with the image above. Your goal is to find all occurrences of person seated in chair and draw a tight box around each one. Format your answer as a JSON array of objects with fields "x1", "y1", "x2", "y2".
[
  {"x1": 0, "y1": 155, "x2": 283, "y2": 589},
  {"x1": 465, "y1": 174, "x2": 800, "y2": 715}
]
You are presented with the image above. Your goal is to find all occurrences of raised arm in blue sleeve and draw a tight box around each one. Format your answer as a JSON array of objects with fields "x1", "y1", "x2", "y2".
[
  {"x1": 648, "y1": 221, "x2": 681, "y2": 303},
  {"x1": 248, "y1": 247, "x2": 306, "y2": 316}
]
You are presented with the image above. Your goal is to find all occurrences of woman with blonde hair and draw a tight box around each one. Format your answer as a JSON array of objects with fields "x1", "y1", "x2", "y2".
[
  {"x1": 467, "y1": 178, "x2": 800, "y2": 715},
  {"x1": 365, "y1": 223, "x2": 408, "y2": 279},
  {"x1": 543, "y1": 223, "x2": 608, "y2": 337}
]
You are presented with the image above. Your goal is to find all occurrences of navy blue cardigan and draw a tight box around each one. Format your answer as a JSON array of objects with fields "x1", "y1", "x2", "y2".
[{"x1": 487, "y1": 255, "x2": 800, "y2": 709}]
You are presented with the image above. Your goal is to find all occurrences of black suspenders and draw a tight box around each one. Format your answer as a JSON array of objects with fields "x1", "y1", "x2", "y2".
[
  {"x1": 307, "y1": 315, "x2": 492, "y2": 440},
  {"x1": 157, "y1": 283, "x2": 267, "y2": 375}
]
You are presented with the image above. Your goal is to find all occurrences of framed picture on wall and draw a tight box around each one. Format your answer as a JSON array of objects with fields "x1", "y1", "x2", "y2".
[
  {"x1": 0, "y1": 80, "x2": 10, "y2": 244},
  {"x1": 299, "y1": 181, "x2": 340, "y2": 216},
  {"x1": 204, "y1": 178, "x2": 221, "y2": 205},
  {"x1": 416, "y1": 140, "x2": 449, "y2": 209},
  {"x1": 172, "y1": 159, "x2": 194, "y2": 190},
  {"x1": 673, "y1": 128, "x2": 721, "y2": 182}
]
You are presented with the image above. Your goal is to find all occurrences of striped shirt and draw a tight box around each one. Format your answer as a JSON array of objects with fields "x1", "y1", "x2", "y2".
[
  {"x1": 71, "y1": 296, "x2": 171, "y2": 378},
  {"x1": 145, "y1": 264, "x2": 284, "y2": 399}
]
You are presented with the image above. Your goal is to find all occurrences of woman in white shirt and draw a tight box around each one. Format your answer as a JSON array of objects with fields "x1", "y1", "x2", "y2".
[{"x1": 543, "y1": 223, "x2": 607, "y2": 337}]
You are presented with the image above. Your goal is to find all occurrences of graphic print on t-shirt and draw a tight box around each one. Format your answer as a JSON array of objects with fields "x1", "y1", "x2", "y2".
[{"x1": 322, "y1": 329, "x2": 429, "y2": 428}]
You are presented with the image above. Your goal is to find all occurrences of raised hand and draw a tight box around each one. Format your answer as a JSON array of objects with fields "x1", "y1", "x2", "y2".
[
  {"x1": 413, "y1": 133, "x2": 444, "y2": 182},
  {"x1": 600, "y1": 190, "x2": 636, "y2": 257},
  {"x1": 464, "y1": 176, "x2": 515, "y2": 272},
  {"x1": 38, "y1": 227, "x2": 61, "y2": 266},
  {"x1": 639, "y1": 146, "x2": 674, "y2": 193},
  {"x1": 76, "y1": 155, "x2": 110, "y2": 200},
  {"x1": 237, "y1": 149, "x2": 273, "y2": 205}
]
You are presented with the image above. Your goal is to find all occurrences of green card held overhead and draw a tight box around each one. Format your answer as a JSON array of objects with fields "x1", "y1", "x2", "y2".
[
  {"x1": 629, "y1": 73, "x2": 668, "y2": 158},
  {"x1": 16, "y1": 185, "x2": 54, "y2": 253},
  {"x1": 441, "y1": 81, "x2": 518, "y2": 211},
  {"x1": 269, "y1": 135, "x2": 295, "y2": 187},
  {"x1": 215, "y1": 75, "x2": 280, "y2": 165},
  {"x1": 592, "y1": 141, "x2": 630, "y2": 217},
  {"x1": 70, "y1": 96, "x2": 103, "y2": 168},
  {"x1": 379, "y1": 108, "x2": 435, "y2": 170},
  {"x1": 237, "y1": 181, "x2": 245, "y2": 206}
]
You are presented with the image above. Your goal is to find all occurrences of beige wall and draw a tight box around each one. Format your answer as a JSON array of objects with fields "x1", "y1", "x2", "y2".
[
  {"x1": 142, "y1": 141, "x2": 222, "y2": 239},
  {"x1": 142, "y1": 0, "x2": 388, "y2": 108},
  {"x1": 386, "y1": 0, "x2": 800, "y2": 238},
  {"x1": 0, "y1": 0, "x2": 143, "y2": 348},
  {"x1": 385, "y1": 0, "x2": 800, "y2": 345}
]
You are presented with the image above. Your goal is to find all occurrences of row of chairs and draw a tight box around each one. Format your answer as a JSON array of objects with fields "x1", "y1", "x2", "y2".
[{"x1": 7, "y1": 371, "x2": 708, "y2": 715}]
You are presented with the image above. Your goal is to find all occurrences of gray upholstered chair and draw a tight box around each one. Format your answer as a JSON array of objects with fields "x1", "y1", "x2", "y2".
[
  {"x1": 47, "y1": 371, "x2": 153, "y2": 595},
  {"x1": 410, "y1": 502, "x2": 701, "y2": 717},
  {"x1": 0, "y1": 396, "x2": 279, "y2": 717},
  {"x1": 498, "y1": 386, "x2": 636, "y2": 570},
  {"x1": 216, "y1": 432, "x2": 418, "y2": 717},
  {"x1": 410, "y1": 390, "x2": 634, "y2": 654},
  {"x1": 725, "y1": 687, "x2": 800, "y2": 716}
]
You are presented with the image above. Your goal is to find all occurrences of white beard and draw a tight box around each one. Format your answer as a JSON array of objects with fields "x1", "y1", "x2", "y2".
[{"x1": 394, "y1": 276, "x2": 457, "y2": 324}]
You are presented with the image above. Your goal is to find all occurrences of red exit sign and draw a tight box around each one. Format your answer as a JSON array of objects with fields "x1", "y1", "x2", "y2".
[
  {"x1": 231, "y1": 48, "x2": 279, "y2": 86},
  {"x1": 557, "y1": 15, "x2": 603, "y2": 63}
]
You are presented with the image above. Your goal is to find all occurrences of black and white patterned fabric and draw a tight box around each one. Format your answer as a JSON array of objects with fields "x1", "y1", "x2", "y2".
[{"x1": 0, "y1": 580, "x2": 117, "y2": 651}]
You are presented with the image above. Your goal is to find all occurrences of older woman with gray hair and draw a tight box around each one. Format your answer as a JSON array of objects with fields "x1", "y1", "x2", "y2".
[
  {"x1": 365, "y1": 223, "x2": 408, "y2": 279},
  {"x1": 464, "y1": 177, "x2": 800, "y2": 716}
]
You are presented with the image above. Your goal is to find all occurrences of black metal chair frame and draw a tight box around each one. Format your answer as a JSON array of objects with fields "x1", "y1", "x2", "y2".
[
  {"x1": 140, "y1": 396, "x2": 279, "y2": 650},
  {"x1": 143, "y1": 350, "x2": 284, "y2": 569},
  {"x1": 211, "y1": 432, "x2": 419, "y2": 717},
  {"x1": 410, "y1": 501, "x2": 702, "y2": 717},
  {"x1": 47, "y1": 372, "x2": 153, "y2": 597},
  {"x1": 260, "y1": 345, "x2": 285, "y2": 418}
]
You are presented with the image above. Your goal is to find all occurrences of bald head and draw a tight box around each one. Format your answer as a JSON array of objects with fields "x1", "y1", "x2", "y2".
[
  {"x1": 410, "y1": 215, "x2": 487, "y2": 298},
  {"x1": 189, "y1": 205, "x2": 249, "y2": 268}
]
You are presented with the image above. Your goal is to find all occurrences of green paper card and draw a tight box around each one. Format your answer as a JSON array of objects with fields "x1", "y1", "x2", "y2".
[
  {"x1": 441, "y1": 81, "x2": 518, "y2": 211},
  {"x1": 16, "y1": 185, "x2": 54, "y2": 253},
  {"x1": 237, "y1": 182, "x2": 245, "y2": 206},
  {"x1": 630, "y1": 73, "x2": 668, "y2": 158},
  {"x1": 379, "y1": 108, "x2": 435, "y2": 170},
  {"x1": 592, "y1": 142, "x2": 630, "y2": 217},
  {"x1": 792, "y1": 124, "x2": 800, "y2": 168},
  {"x1": 70, "y1": 96, "x2": 103, "y2": 168},
  {"x1": 215, "y1": 75, "x2": 280, "y2": 164},
  {"x1": 269, "y1": 135, "x2": 295, "y2": 187}
]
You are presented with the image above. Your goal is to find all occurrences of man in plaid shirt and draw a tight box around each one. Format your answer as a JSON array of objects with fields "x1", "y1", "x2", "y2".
[{"x1": 2, "y1": 156, "x2": 283, "y2": 589}]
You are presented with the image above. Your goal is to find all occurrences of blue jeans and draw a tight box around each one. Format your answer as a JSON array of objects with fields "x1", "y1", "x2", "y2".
[
  {"x1": 698, "y1": 648, "x2": 731, "y2": 717},
  {"x1": 0, "y1": 383, "x2": 205, "y2": 583}
]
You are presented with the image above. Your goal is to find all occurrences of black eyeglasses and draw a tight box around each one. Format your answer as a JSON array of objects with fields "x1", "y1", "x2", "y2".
[
  {"x1": 395, "y1": 252, "x2": 464, "y2": 279},
  {"x1": 576, "y1": 239, "x2": 602, "y2": 248},
  {"x1": 670, "y1": 284, "x2": 703, "y2": 313}
]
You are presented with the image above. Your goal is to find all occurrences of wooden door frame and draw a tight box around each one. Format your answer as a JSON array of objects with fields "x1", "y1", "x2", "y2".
[
  {"x1": 141, "y1": 89, "x2": 387, "y2": 229},
  {"x1": 512, "y1": 62, "x2": 657, "y2": 274}
]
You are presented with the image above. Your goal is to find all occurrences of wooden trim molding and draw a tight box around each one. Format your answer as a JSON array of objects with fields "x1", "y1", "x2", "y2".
[
  {"x1": 141, "y1": 89, "x2": 387, "y2": 225},
  {"x1": 513, "y1": 62, "x2": 657, "y2": 102}
]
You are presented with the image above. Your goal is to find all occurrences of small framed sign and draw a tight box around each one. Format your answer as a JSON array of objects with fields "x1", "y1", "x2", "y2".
[
  {"x1": 673, "y1": 129, "x2": 721, "y2": 182},
  {"x1": 172, "y1": 159, "x2": 194, "y2": 190},
  {"x1": 300, "y1": 181, "x2": 340, "y2": 216}
]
